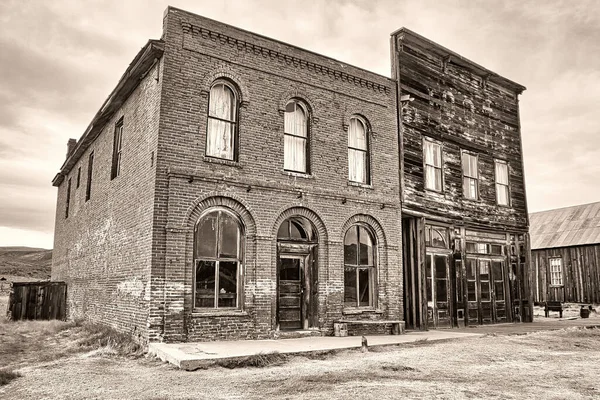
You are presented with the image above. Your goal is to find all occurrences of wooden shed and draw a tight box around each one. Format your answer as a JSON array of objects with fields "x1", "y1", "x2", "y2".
[{"x1": 530, "y1": 202, "x2": 600, "y2": 304}]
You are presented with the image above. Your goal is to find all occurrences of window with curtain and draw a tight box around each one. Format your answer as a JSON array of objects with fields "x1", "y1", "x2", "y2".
[
  {"x1": 194, "y1": 209, "x2": 244, "y2": 309},
  {"x1": 423, "y1": 138, "x2": 442, "y2": 191},
  {"x1": 495, "y1": 160, "x2": 509, "y2": 205},
  {"x1": 344, "y1": 225, "x2": 376, "y2": 308},
  {"x1": 206, "y1": 82, "x2": 237, "y2": 160},
  {"x1": 284, "y1": 100, "x2": 308, "y2": 173},
  {"x1": 348, "y1": 116, "x2": 370, "y2": 184},
  {"x1": 549, "y1": 258, "x2": 563, "y2": 286},
  {"x1": 462, "y1": 151, "x2": 478, "y2": 200}
]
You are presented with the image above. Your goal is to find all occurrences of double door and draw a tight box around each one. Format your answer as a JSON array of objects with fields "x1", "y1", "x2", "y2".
[{"x1": 465, "y1": 258, "x2": 507, "y2": 324}]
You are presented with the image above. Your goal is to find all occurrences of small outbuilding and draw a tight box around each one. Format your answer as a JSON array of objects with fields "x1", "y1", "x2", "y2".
[{"x1": 530, "y1": 201, "x2": 600, "y2": 304}]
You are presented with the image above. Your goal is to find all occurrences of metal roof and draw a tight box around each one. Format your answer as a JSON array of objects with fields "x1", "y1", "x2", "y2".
[{"x1": 530, "y1": 201, "x2": 600, "y2": 249}]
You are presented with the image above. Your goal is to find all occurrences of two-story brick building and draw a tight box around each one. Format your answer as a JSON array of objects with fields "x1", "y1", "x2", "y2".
[{"x1": 51, "y1": 7, "x2": 530, "y2": 343}]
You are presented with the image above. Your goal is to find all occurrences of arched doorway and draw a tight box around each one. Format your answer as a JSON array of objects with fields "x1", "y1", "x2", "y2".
[{"x1": 276, "y1": 216, "x2": 318, "y2": 330}]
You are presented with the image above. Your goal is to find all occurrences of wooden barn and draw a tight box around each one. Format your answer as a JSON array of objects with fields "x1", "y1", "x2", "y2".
[{"x1": 530, "y1": 201, "x2": 600, "y2": 304}]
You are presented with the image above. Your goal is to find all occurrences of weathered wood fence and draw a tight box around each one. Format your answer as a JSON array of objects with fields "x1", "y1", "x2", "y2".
[{"x1": 7, "y1": 282, "x2": 67, "y2": 321}]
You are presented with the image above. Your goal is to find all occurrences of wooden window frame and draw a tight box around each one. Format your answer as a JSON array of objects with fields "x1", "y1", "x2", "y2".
[
  {"x1": 111, "y1": 118, "x2": 124, "y2": 180},
  {"x1": 85, "y1": 152, "x2": 94, "y2": 202},
  {"x1": 494, "y1": 159, "x2": 510, "y2": 206},
  {"x1": 461, "y1": 150, "x2": 479, "y2": 200},
  {"x1": 549, "y1": 257, "x2": 563, "y2": 287},
  {"x1": 343, "y1": 224, "x2": 377, "y2": 309},
  {"x1": 423, "y1": 137, "x2": 443, "y2": 192},
  {"x1": 347, "y1": 115, "x2": 370, "y2": 185},
  {"x1": 205, "y1": 80, "x2": 239, "y2": 162},
  {"x1": 193, "y1": 208, "x2": 244, "y2": 310},
  {"x1": 283, "y1": 99, "x2": 310, "y2": 174}
]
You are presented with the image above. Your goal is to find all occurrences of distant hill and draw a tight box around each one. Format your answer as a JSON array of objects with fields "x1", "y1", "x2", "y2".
[{"x1": 0, "y1": 247, "x2": 52, "y2": 281}]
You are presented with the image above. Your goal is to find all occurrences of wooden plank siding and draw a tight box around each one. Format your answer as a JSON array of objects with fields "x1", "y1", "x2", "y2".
[
  {"x1": 8, "y1": 282, "x2": 67, "y2": 321},
  {"x1": 532, "y1": 244, "x2": 600, "y2": 304},
  {"x1": 395, "y1": 33, "x2": 528, "y2": 232}
]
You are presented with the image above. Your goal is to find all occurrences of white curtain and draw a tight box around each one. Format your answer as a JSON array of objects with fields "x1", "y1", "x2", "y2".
[
  {"x1": 284, "y1": 101, "x2": 307, "y2": 172},
  {"x1": 207, "y1": 84, "x2": 236, "y2": 159},
  {"x1": 495, "y1": 161, "x2": 509, "y2": 205},
  {"x1": 462, "y1": 153, "x2": 478, "y2": 198},
  {"x1": 424, "y1": 140, "x2": 441, "y2": 190},
  {"x1": 348, "y1": 118, "x2": 367, "y2": 183}
]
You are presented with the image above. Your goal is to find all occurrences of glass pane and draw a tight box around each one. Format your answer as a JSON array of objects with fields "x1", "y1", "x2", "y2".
[
  {"x1": 495, "y1": 282, "x2": 505, "y2": 301},
  {"x1": 344, "y1": 226, "x2": 358, "y2": 265},
  {"x1": 196, "y1": 212, "x2": 218, "y2": 258},
  {"x1": 435, "y1": 169, "x2": 442, "y2": 191},
  {"x1": 480, "y1": 261, "x2": 490, "y2": 280},
  {"x1": 218, "y1": 212, "x2": 239, "y2": 258},
  {"x1": 358, "y1": 269, "x2": 370, "y2": 306},
  {"x1": 431, "y1": 227, "x2": 447, "y2": 248},
  {"x1": 206, "y1": 118, "x2": 234, "y2": 160},
  {"x1": 481, "y1": 281, "x2": 491, "y2": 301},
  {"x1": 467, "y1": 281, "x2": 477, "y2": 301},
  {"x1": 435, "y1": 256, "x2": 447, "y2": 278},
  {"x1": 290, "y1": 220, "x2": 308, "y2": 239},
  {"x1": 495, "y1": 162, "x2": 508, "y2": 184},
  {"x1": 436, "y1": 279, "x2": 448, "y2": 302},
  {"x1": 426, "y1": 255, "x2": 432, "y2": 278},
  {"x1": 284, "y1": 101, "x2": 307, "y2": 137},
  {"x1": 277, "y1": 221, "x2": 288, "y2": 239},
  {"x1": 490, "y1": 244, "x2": 503, "y2": 255},
  {"x1": 358, "y1": 226, "x2": 374, "y2": 265},
  {"x1": 209, "y1": 84, "x2": 236, "y2": 121},
  {"x1": 348, "y1": 148, "x2": 367, "y2": 183},
  {"x1": 348, "y1": 118, "x2": 367, "y2": 150},
  {"x1": 467, "y1": 259, "x2": 476, "y2": 279},
  {"x1": 466, "y1": 242, "x2": 476, "y2": 253},
  {"x1": 426, "y1": 277, "x2": 433, "y2": 302},
  {"x1": 218, "y1": 261, "x2": 238, "y2": 308},
  {"x1": 284, "y1": 135, "x2": 306, "y2": 172},
  {"x1": 280, "y1": 258, "x2": 300, "y2": 281},
  {"x1": 195, "y1": 260, "x2": 215, "y2": 308},
  {"x1": 492, "y1": 261, "x2": 503, "y2": 281},
  {"x1": 344, "y1": 267, "x2": 357, "y2": 306}
]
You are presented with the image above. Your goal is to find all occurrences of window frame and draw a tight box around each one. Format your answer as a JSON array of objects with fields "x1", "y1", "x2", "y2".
[
  {"x1": 193, "y1": 207, "x2": 245, "y2": 310},
  {"x1": 85, "y1": 151, "x2": 94, "y2": 202},
  {"x1": 205, "y1": 80, "x2": 239, "y2": 162},
  {"x1": 494, "y1": 159, "x2": 510, "y2": 206},
  {"x1": 343, "y1": 224, "x2": 377, "y2": 309},
  {"x1": 461, "y1": 150, "x2": 479, "y2": 200},
  {"x1": 283, "y1": 99, "x2": 310, "y2": 174},
  {"x1": 76, "y1": 166, "x2": 81, "y2": 188},
  {"x1": 347, "y1": 115, "x2": 371, "y2": 185},
  {"x1": 111, "y1": 117, "x2": 124, "y2": 180},
  {"x1": 549, "y1": 257, "x2": 563, "y2": 287},
  {"x1": 423, "y1": 137, "x2": 443, "y2": 192},
  {"x1": 65, "y1": 178, "x2": 72, "y2": 219}
]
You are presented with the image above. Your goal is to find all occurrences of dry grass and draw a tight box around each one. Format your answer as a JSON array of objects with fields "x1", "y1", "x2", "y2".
[
  {"x1": 215, "y1": 352, "x2": 288, "y2": 369},
  {"x1": 0, "y1": 370, "x2": 21, "y2": 386}
]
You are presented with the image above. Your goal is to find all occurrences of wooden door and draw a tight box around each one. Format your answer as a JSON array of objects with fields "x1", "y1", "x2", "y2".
[
  {"x1": 278, "y1": 256, "x2": 306, "y2": 330},
  {"x1": 426, "y1": 254, "x2": 451, "y2": 328},
  {"x1": 492, "y1": 260, "x2": 507, "y2": 322}
]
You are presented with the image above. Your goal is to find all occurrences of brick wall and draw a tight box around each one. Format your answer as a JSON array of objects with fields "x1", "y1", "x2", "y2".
[
  {"x1": 51, "y1": 58, "x2": 163, "y2": 342},
  {"x1": 148, "y1": 7, "x2": 403, "y2": 342}
]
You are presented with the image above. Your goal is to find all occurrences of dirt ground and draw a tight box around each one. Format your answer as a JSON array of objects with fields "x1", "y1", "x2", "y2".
[{"x1": 1, "y1": 298, "x2": 600, "y2": 400}]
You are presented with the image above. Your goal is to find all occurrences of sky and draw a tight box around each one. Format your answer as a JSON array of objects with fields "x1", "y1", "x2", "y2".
[{"x1": 0, "y1": 0, "x2": 599, "y2": 249}]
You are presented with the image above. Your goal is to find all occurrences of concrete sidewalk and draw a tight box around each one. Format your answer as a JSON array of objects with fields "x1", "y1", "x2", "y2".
[{"x1": 149, "y1": 330, "x2": 483, "y2": 370}]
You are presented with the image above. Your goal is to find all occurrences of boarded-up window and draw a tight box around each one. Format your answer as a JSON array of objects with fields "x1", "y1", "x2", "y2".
[
  {"x1": 284, "y1": 100, "x2": 309, "y2": 173},
  {"x1": 424, "y1": 138, "x2": 442, "y2": 191},
  {"x1": 207, "y1": 82, "x2": 237, "y2": 160},
  {"x1": 344, "y1": 225, "x2": 376, "y2": 308},
  {"x1": 462, "y1": 151, "x2": 478, "y2": 200},
  {"x1": 549, "y1": 258, "x2": 563, "y2": 286},
  {"x1": 348, "y1": 116, "x2": 369, "y2": 184},
  {"x1": 194, "y1": 209, "x2": 243, "y2": 309},
  {"x1": 495, "y1": 160, "x2": 509, "y2": 206}
]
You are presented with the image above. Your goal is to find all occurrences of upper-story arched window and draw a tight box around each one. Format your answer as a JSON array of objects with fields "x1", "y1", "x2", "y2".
[
  {"x1": 348, "y1": 116, "x2": 370, "y2": 184},
  {"x1": 206, "y1": 81, "x2": 238, "y2": 160},
  {"x1": 284, "y1": 100, "x2": 309, "y2": 173}
]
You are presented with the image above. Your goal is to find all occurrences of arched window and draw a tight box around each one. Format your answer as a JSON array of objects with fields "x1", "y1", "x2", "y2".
[
  {"x1": 344, "y1": 224, "x2": 376, "y2": 307},
  {"x1": 194, "y1": 208, "x2": 244, "y2": 308},
  {"x1": 277, "y1": 216, "x2": 316, "y2": 242},
  {"x1": 206, "y1": 81, "x2": 238, "y2": 160},
  {"x1": 348, "y1": 116, "x2": 370, "y2": 184},
  {"x1": 284, "y1": 100, "x2": 309, "y2": 173}
]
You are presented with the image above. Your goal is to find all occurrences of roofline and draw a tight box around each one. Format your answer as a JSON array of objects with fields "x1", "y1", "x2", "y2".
[
  {"x1": 531, "y1": 242, "x2": 600, "y2": 251},
  {"x1": 52, "y1": 39, "x2": 164, "y2": 187},
  {"x1": 529, "y1": 200, "x2": 600, "y2": 216},
  {"x1": 391, "y1": 27, "x2": 526, "y2": 93},
  {"x1": 167, "y1": 6, "x2": 394, "y2": 84}
]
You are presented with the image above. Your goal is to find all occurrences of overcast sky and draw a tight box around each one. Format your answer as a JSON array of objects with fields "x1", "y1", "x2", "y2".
[{"x1": 0, "y1": 0, "x2": 599, "y2": 249}]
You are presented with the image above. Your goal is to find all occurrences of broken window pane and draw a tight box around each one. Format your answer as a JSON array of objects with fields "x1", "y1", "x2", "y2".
[
  {"x1": 344, "y1": 226, "x2": 358, "y2": 265},
  {"x1": 196, "y1": 260, "x2": 216, "y2": 308},
  {"x1": 359, "y1": 226, "x2": 374, "y2": 265},
  {"x1": 280, "y1": 258, "x2": 300, "y2": 281},
  {"x1": 218, "y1": 261, "x2": 238, "y2": 308}
]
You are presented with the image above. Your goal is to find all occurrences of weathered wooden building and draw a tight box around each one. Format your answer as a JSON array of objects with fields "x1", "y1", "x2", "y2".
[
  {"x1": 392, "y1": 29, "x2": 532, "y2": 329},
  {"x1": 530, "y1": 202, "x2": 600, "y2": 304}
]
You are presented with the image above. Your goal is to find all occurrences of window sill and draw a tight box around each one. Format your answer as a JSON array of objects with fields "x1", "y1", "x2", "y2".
[
  {"x1": 424, "y1": 188, "x2": 444, "y2": 195},
  {"x1": 342, "y1": 308, "x2": 383, "y2": 315},
  {"x1": 282, "y1": 170, "x2": 314, "y2": 179},
  {"x1": 203, "y1": 156, "x2": 242, "y2": 168},
  {"x1": 191, "y1": 309, "x2": 248, "y2": 317},
  {"x1": 348, "y1": 181, "x2": 373, "y2": 190}
]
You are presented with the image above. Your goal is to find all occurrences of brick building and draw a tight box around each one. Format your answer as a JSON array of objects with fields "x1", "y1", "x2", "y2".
[{"x1": 51, "y1": 7, "x2": 530, "y2": 343}]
